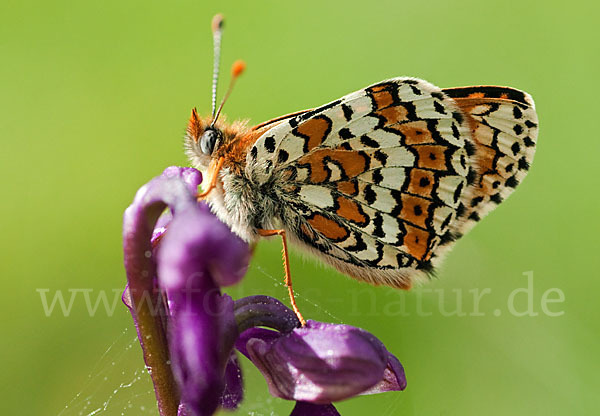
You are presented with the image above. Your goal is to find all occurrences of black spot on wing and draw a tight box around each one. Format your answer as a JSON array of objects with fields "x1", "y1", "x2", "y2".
[
  {"x1": 465, "y1": 141, "x2": 476, "y2": 156},
  {"x1": 433, "y1": 100, "x2": 446, "y2": 115},
  {"x1": 511, "y1": 142, "x2": 521, "y2": 155},
  {"x1": 470, "y1": 196, "x2": 484, "y2": 207},
  {"x1": 264, "y1": 136, "x2": 276, "y2": 153},
  {"x1": 525, "y1": 120, "x2": 538, "y2": 128},
  {"x1": 339, "y1": 128, "x2": 354, "y2": 139},
  {"x1": 456, "y1": 202, "x2": 466, "y2": 218},
  {"x1": 416, "y1": 259, "x2": 434, "y2": 274},
  {"x1": 466, "y1": 167, "x2": 477, "y2": 185},
  {"x1": 363, "y1": 185, "x2": 377, "y2": 205},
  {"x1": 341, "y1": 103, "x2": 353, "y2": 122},
  {"x1": 452, "y1": 111, "x2": 464, "y2": 124},
  {"x1": 513, "y1": 106, "x2": 523, "y2": 119},
  {"x1": 506, "y1": 175, "x2": 519, "y2": 188},
  {"x1": 518, "y1": 157, "x2": 530, "y2": 171},
  {"x1": 372, "y1": 212, "x2": 384, "y2": 238},
  {"x1": 360, "y1": 135, "x2": 379, "y2": 148},
  {"x1": 373, "y1": 150, "x2": 388, "y2": 166},
  {"x1": 277, "y1": 149, "x2": 289, "y2": 163},
  {"x1": 523, "y1": 137, "x2": 535, "y2": 147},
  {"x1": 490, "y1": 193, "x2": 503, "y2": 204},
  {"x1": 372, "y1": 169, "x2": 383, "y2": 185},
  {"x1": 410, "y1": 85, "x2": 422, "y2": 95},
  {"x1": 453, "y1": 181, "x2": 464, "y2": 204},
  {"x1": 468, "y1": 211, "x2": 481, "y2": 222},
  {"x1": 451, "y1": 123, "x2": 461, "y2": 140},
  {"x1": 513, "y1": 124, "x2": 524, "y2": 136},
  {"x1": 430, "y1": 91, "x2": 445, "y2": 100}
]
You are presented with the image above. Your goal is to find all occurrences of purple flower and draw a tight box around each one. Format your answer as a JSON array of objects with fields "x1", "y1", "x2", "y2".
[
  {"x1": 157, "y1": 203, "x2": 249, "y2": 415},
  {"x1": 236, "y1": 320, "x2": 406, "y2": 405},
  {"x1": 123, "y1": 167, "x2": 407, "y2": 416},
  {"x1": 123, "y1": 167, "x2": 205, "y2": 415}
]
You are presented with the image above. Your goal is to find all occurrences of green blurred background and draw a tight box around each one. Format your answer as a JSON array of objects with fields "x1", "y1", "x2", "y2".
[{"x1": 2, "y1": 0, "x2": 599, "y2": 414}]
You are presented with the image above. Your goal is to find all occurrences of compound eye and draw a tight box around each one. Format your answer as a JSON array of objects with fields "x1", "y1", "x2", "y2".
[{"x1": 200, "y1": 129, "x2": 219, "y2": 155}]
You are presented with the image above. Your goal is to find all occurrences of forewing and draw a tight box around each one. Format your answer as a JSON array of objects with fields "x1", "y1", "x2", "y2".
[{"x1": 442, "y1": 86, "x2": 538, "y2": 235}]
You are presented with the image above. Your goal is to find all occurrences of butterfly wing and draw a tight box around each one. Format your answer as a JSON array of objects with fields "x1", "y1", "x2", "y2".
[
  {"x1": 246, "y1": 79, "x2": 537, "y2": 288},
  {"x1": 441, "y1": 86, "x2": 538, "y2": 235}
]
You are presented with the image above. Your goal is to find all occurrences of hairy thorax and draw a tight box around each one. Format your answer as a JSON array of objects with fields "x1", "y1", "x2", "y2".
[{"x1": 207, "y1": 168, "x2": 283, "y2": 243}]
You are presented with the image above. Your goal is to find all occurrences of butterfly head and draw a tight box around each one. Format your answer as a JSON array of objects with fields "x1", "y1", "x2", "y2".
[
  {"x1": 185, "y1": 15, "x2": 247, "y2": 171},
  {"x1": 185, "y1": 109, "x2": 225, "y2": 169}
]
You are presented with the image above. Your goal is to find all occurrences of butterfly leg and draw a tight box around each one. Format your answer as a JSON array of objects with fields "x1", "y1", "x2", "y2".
[
  {"x1": 197, "y1": 157, "x2": 225, "y2": 199},
  {"x1": 257, "y1": 228, "x2": 306, "y2": 326}
]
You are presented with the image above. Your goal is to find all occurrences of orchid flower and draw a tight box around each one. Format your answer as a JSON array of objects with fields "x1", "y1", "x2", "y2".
[{"x1": 122, "y1": 167, "x2": 406, "y2": 416}]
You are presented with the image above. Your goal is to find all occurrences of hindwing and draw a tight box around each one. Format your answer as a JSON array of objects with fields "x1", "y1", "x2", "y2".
[{"x1": 245, "y1": 79, "x2": 537, "y2": 288}]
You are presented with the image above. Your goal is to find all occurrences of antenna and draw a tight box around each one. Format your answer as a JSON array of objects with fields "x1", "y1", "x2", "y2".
[
  {"x1": 210, "y1": 14, "x2": 224, "y2": 119},
  {"x1": 211, "y1": 60, "x2": 246, "y2": 126},
  {"x1": 208, "y1": 14, "x2": 246, "y2": 127}
]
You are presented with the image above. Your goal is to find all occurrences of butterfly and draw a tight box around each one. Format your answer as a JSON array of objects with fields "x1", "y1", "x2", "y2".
[{"x1": 185, "y1": 15, "x2": 538, "y2": 324}]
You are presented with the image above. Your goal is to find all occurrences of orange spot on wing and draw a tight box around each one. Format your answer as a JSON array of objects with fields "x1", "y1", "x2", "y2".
[
  {"x1": 407, "y1": 169, "x2": 435, "y2": 198},
  {"x1": 397, "y1": 120, "x2": 434, "y2": 145},
  {"x1": 400, "y1": 194, "x2": 431, "y2": 229},
  {"x1": 467, "y1": 92, "x2": 486, "y2": 98},
  {"x1": 480, "y1": 172, "x2": 504, "y2": 193},
  {"x1": 308, "y1": 214, "x2": 349, "y2": 241},
  {"x1": 296, "y1": 116, "x2": 331, "y2": 152},
  {"x1": 371, "y1": 89, "x2": 394, "y2": 109},
  {"x1": 403, "y1": 224, "x2": 430, "y2": 261},
  {"x1": 475, "y1": 145, "x2": 496, "y2": 173},
  {"x1": 374, "y1": 104, "x2": 410, "y2": 127},
  {"x1": 368, "y1": 84, "x2": 389, "y2": 93},
  {"x1": 415, "y1": 145, "x2": 448, "y2": 171},
  {"x1": 297, "y1": 150, "x2": 367, "y2": 183},
  {"x1": 336, "y1": 196, "x2": 367, "y2": 225},
  {"x1": 336, "y1": 180, "x2": 358, "y2": 196}
]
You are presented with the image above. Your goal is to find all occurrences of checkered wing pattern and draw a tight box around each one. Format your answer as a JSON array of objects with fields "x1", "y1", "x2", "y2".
[
  {"x1": 245, "y1": 78, "x2": 536, "y2": 288},
  {"x1": 441, "y1": 86, "x2": 538, "y2": 235}
]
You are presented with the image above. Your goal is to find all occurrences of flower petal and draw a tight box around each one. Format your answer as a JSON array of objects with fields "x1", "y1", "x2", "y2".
[
  {"x1": 123, "y1": 167, "x2": 206, "y2": 415},
  {"x1": 157, "y1": 206, "x2": 250, "y2": 416},
  {"x1": 157, "y1": 204, "x2": 250, "y2": 291},
  {"x1": 234, "y1": 295, "x2": 300, "y2": 334},
  {"x1": 151, "y1": 167, "x2": 205, "y2": 246},
  {"x1": 162, "y1": 166, "x2": 203, "y2": 194},
  {"x1": 360, "y1": 353, "x2": 407, "y2": 395},
  {"x1": 244, "y1": 320, "x2": 389, "y2": 404},
  {"x1": 236, "y1": 327, "x2": 282, "y2": 358},
  {"x1": 219, "y1": 352, "x2": 244, "y2": 409}
]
